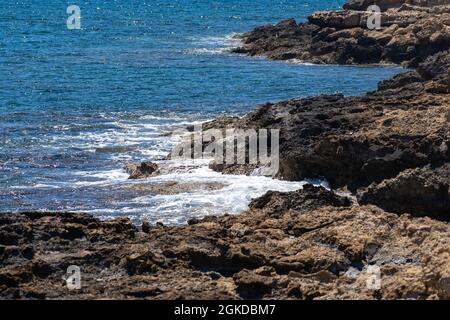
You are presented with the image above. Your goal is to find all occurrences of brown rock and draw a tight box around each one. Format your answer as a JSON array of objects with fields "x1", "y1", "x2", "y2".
[
  {"x1": 344, "y1": 0, "x2": 450, "y2": 12},
  {"x1": 125, "y1": 162, "x2": 159, "y2": 179},
  {"x1": 232, "y1": 4, "x2": 450, "y2": 66},
  {"x1": 199, "y1": 50, "x2": 450, "y2": 193},
  {"x1": 358, "y1": 163, "x2": 450, "y2": 220},
  {"x1": 1, "y1": 186, "x2": 448, "y2": 299}
]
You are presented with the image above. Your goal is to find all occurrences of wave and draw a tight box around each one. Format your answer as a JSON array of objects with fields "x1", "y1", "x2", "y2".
[
  {"x1": 2, "y1": 109, "x2": 327, "y2": 225},
  {"x1": 187, "y1": 33, "x2": 241, "y2": 46},
  {"x1": 184, "y1": 47, "x2": 231, "y2": 55},
  {"x1": 184, "y1": 33, "x2": 242, "y2": 56},
  {"x1": 110, "y1": 162, "x2": 319, "y2": 224},
  {"x1": 287, "y1": 59, "x2": 316, "y2": 66}
]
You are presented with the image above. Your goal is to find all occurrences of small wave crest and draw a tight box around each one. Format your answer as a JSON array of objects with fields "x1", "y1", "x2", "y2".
[
  {"x1": 184, "y1": 33, "x2": 241, "y2": 56},
  {"x1": 184, "y1": 47, "x2": 231, "y2": 55}
]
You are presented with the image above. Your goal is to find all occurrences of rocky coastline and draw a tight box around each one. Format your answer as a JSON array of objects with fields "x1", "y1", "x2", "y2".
[
  {"x1": 1, "y1": 0, "x2": 449, "y2": 300},
  {"x1": 232, "y1": 1, "x2": 450, "y2": 66}
]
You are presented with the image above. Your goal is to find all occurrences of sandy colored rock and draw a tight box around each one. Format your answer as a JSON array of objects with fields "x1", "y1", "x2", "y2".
[
  {"x1": 125, "y1": 162, "x2": 159, "y2": 179},
  {"x1": 1, "y1": 186, "x2": 449, "y2": 300},
  {"x1": 2, "y1": 0, "x2": 449, "y2": 301},
  {"x1": 358, "y1": 163, "x2": 450, "y2": 220},
  {"x1": 232, "y1": 4, "x2": 450, "y2": 66},
  {"x1": 344, "y1": 0, "x2": 450, "y2": 11}
]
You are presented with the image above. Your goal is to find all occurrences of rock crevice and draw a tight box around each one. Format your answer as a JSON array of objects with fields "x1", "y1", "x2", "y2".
[{"x1": 1, "y1": 186, "x2": 449, "y2": 300}]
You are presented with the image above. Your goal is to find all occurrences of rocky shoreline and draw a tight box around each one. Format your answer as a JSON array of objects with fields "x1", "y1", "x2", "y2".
[
  {"x1": 1, "y1": 185, "x2": 449, "y2": 299},
  {"x1": 1, "y1": 0, "x2": 449, "y2": 300},
  {"x1": 232, "y1": 1, "x2": 450, "y2": 66},
  {"x1": 204, "y1": 48, "x2": 449, "y2": 219}
]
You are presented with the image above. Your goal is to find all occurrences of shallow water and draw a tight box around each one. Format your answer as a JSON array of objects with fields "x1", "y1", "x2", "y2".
[{"x1": 0, "y1": 1, "x2": 403, "y2": 224}]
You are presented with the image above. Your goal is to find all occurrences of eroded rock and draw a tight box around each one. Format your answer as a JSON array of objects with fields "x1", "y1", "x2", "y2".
[
  {"x1": 344, "y1": 0, "x2": 450, "y2": 12},
  {"x1": 200, "y1": 50, "x2": 450, "y2": 194},
  {"x1": 0, "y1": 186, "x2": 448, "y2": 300},
  {"x1": 232, "y1": 4, "x2": 450, "y2": 66},
  {"x1": 358, "y1": 163, "x2": 450, "y2": 220},
  {"x1": 125, "y1": 162, "x2": 159, "y2": 179}
]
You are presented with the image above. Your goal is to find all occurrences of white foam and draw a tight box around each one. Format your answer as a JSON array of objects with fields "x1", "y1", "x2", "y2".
[
  {"x1": 33, "y1": 183, "x2": 61, "y2": 189},
  {"x1": 184, "y1": 33, "x2": 241, "y2": 56},
  {"x1": 33, "y1": 110, "x2": 327, "y2": 225},
  {"x1": 184, "y1": 48, "x2": 231, "y2": 55},
  {"x1": 287, "y1": 58, "x2": 316, "y2": 66},
  {"x1": 126, "y1": 162, "x2": 312, "y2": 224},
  {"x1": 72, "y1": 169, "x2": 129, "y2": 186},
  {"x1": 90, "y1": 169, "x2": 129, "y2": 180},
  {"x1": 187, "y1": 33, "x2": 240, "y2": 46}
]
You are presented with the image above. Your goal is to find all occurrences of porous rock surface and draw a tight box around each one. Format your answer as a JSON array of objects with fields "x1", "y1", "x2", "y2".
[
  {"x1": 232, "y1": 2, "x2": 450, "y2": 66},
  {"x1": 358, "y1": 163, "x2": 450, "y2": 220},
  {"x1": 1, "y1": 186, "x2": 449, "y2": 300},
  {"x1": 125, "y1": 161, "x2": 159, "y2": 179},
  {"x1": 208, "y1": 50, "x2": 449, "y2": 189}
]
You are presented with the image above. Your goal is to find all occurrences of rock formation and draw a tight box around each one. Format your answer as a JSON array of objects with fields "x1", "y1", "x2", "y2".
[
  {"x1": 358, "y1": 163, "x2": 450, "y2": 220},
  {"x1": 207, "y1": 50, "x2": 449, "y2": 197},
  {"x1": 1, "y1": 0, "x2": 449, "y2": 300},
  {"x1": 344, "y1": 0, "x2": 450, "y2": 11},
  {"x1": 125, "y1": 161, "x2": 159, "y2": 179},
  {"x1": 1, "y1": 186, "x2": 449, "y2": 299},
  {"x1": 232, "y1": 3, "x2": 450, "y2": 66}
]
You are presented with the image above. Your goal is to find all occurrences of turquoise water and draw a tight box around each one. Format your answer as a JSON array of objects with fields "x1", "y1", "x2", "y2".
[{"x1": 0, "y1": 1, "x2": 403, "y2": 222}]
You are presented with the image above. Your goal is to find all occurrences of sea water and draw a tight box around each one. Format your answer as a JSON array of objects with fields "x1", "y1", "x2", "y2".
[{"x1": 0, "y1": 0, "x2": 403, "y2": 224}]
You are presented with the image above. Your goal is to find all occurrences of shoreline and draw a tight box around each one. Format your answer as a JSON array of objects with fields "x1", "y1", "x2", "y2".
[{"x1": 1, "y1": 0, "x2": 449, "y2": 300}]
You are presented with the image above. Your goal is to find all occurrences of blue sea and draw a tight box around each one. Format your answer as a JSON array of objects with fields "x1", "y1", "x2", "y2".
[{"x1": 0, "y1": 0, "x2": 403, "y2": 224}]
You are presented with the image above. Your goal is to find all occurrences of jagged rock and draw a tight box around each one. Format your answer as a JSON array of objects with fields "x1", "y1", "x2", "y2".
[
  {"x1": 417, "y1": 49, "x2": 450, "y2": 79},
  {"x1": 1, "y1": 186, "x2": 449, "y2": 299},
  {"x1": 344, "y1": 0, "x2": 450, "y2": 11},
  {"x1": 377, "y1": 71, "x2": 424, "y2": 90},
  {"x1": 2, "y1": 0, "x2": 449, "y2": 301},
  {"x1": 358, "y1": 163, "x2": 450, "y2": 220},
  {"x1": 142, "y1": 220, "x2": 151, "y2": 233},
  {"x1": 232, "y1": 4, "x2": 450, "y2": 66},
  {"x1": 203, "y1": 50, "x2": 450, "y2": 191},
  {"x1": 233, "y1": 269, "x2": 275, "y2": 299},
  {"x1": 308, "y1": 10, "x2": 367, "y2": 29},
  {"x1": 249, "y1": 184, "x2": 351, "y2": 215},
  {"x1": 125, "y1": 161, "x2": 159, "y2": 179},
  {"x1": 122, "y1": 248, "x2": 167, "y2": 275}
]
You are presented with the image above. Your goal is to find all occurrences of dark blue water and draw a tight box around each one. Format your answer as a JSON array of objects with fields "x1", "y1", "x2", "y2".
[{"x1": 0, "y1": 1, "x2": 403, "y2": 222}]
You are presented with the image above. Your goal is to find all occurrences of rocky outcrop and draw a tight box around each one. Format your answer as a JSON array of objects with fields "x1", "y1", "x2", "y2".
[
  {"x1": 417, "y1": 49, "x2": 450, "y2": 93},
  {"x1": 232, "y1": 4, "x2": 450, "y2": 66},
  {"x1": 344, "y1": 0, "x2": 450, "y2": 11},
  {"x1": 358, "y1": 163, "x2": 450, "y2": 220},
  {"x1": 125, "y1": 161, "x2": 159, "y2": 179},
  {"x1": 206, "y1": 50, "x2": 449, "y2": 192},
  {"x1": 248, "y1": 184, "x2": 351, "y2": 215},
  {"x1": 1, "y1": 186, "x2": 449, "y2": 300},
  {"x1": 205, "y1": 45, "x2": 450, "y2": 221}
]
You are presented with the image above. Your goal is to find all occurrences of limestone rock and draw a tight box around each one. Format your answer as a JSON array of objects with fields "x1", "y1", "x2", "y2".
[
  {"x1": 1, "y1": 186, "x2": 448, "y2": 299},
  {"x1": 358, "y1": 163, "x2": 450, "y2": 220},
  {"x1": 125, "y1": 161, "x2": 159, "y2": 179}
]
